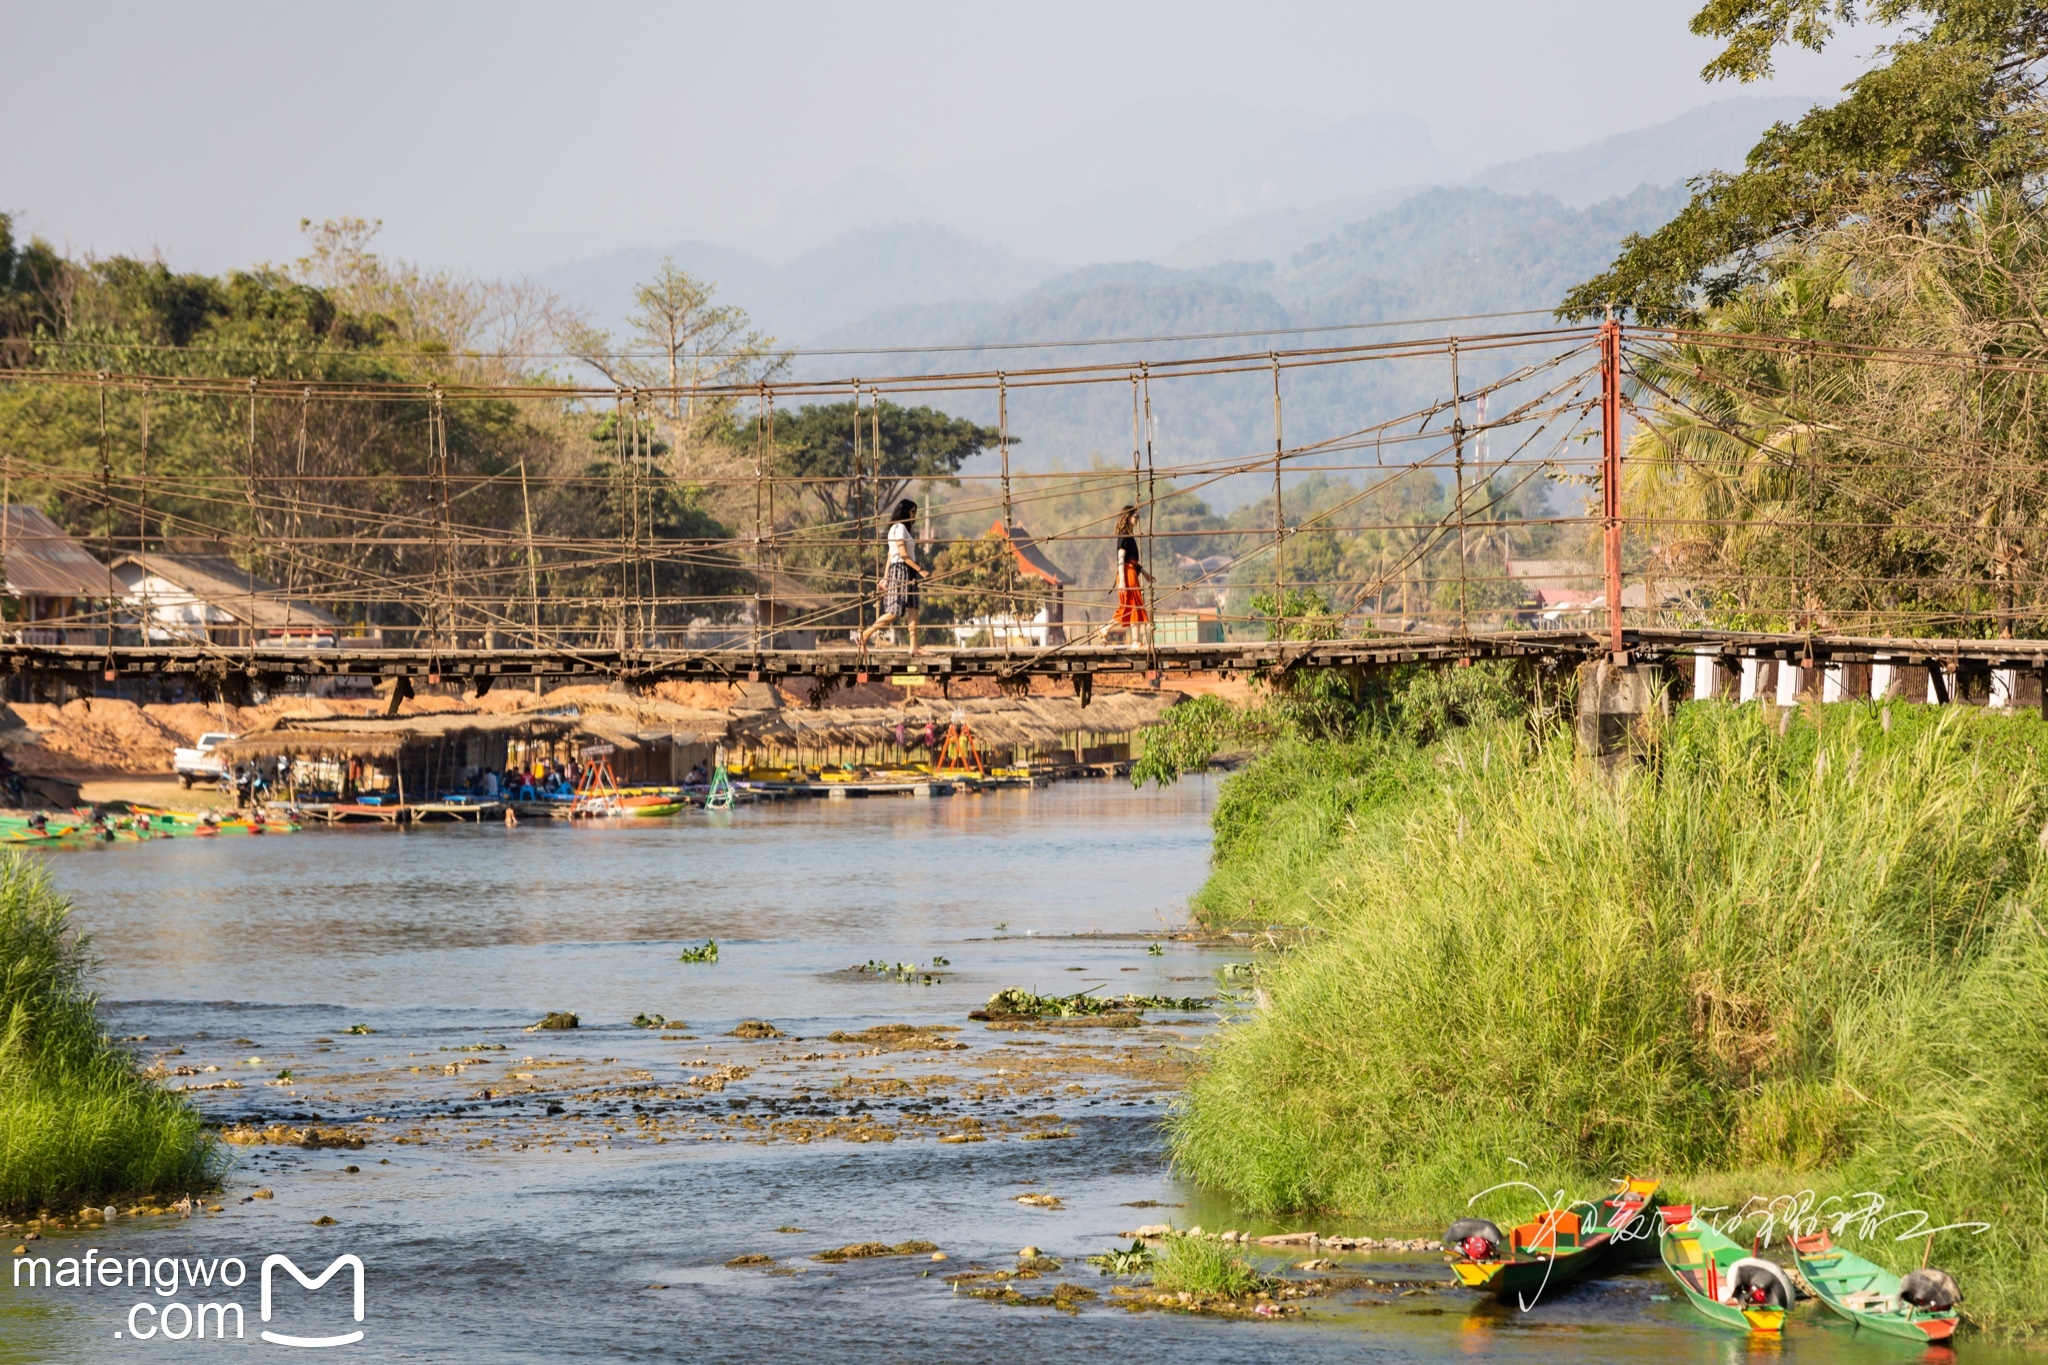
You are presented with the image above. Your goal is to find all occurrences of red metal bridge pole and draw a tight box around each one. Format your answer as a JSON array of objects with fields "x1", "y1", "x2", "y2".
[{"x1": 1600, "y1": 319, "x2": 1625, "y2": 662}]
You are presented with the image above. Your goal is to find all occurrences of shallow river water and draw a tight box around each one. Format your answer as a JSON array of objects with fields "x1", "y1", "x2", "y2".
[{"x1": 0, "y1": 782, "x2": 2019, "y2": 1363}]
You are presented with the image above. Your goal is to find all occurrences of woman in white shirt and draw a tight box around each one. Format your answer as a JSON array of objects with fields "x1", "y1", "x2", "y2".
[{"x1": 859, "y1": 498, "x2": 926, "y2": 653}]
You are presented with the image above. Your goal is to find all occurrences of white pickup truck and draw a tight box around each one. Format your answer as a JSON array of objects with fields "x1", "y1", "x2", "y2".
[{"x1": 173, "y1": 732, "x2": 237, "y2": 788}]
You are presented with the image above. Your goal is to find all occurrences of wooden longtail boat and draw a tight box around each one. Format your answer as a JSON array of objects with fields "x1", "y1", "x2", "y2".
[
  {"x1": 1656, "y1": 1206, "x2": 1790, "y2": 1333},
  {"x1": 129, "y1": 805, "x2": 300, "y2": 834},
  {"x1": 1446, "y1": 1177, "x2": 1661, "y2": 1301},
  {"x1": 1791, "y1": 1231, "x2": 1959, "y2": 1343}
]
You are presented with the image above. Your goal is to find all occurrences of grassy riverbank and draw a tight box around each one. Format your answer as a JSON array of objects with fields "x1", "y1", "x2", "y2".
[
  {"x1": 0, "y1": 853, "x2": 216, "y2": 1212},
  {"x1": 1173, "y1": 701, "x2": 2048, "y2": 1336}
]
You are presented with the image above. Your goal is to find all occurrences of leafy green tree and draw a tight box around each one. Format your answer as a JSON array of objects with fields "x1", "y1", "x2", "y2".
[
  {"x1": 546, "y1": 410, "x2": 748, "y2": 644},
  {"x1": 0, "y1": 222, "x2": 609, "y2": 646},
  {"x1": 1563, "y1": 1, "x2": 2048, "y2": 321},
  {"x1": 0, "y1": 213, "x2": 67, "y2": 346},
  {"x1": 761, "y1": 400, "x2": 1009, "y2": 623},
  {"x1": 772, "y1": 399, "x2": 1006, "y2": 531},
  {"x1": 1624, "y1": 187, "x2": 2048, "y2": 637}
]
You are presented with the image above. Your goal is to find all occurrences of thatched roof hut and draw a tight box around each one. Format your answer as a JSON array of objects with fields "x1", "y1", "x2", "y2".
[
  {"x1": 218, "y1": 701, "x2": 740, "y2": 793},
  {"x1": 217, "y1": 712, "x2": 576, "y2": 761},
  {"x1": 218, "y1": 712, "x2": 582, "y2": 800},
  {"x1": 728, "y1": 690, "x2": 1177, "y2": 754}
]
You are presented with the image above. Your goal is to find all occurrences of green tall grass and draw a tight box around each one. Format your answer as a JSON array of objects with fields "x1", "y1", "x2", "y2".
[
  {"x1": 0, "y1": 853, "x2": 217, "y2": 1212},
  {"x1": 1149, "y1": 1234, "x2": 1270, "y2": 1297},
  {"x1": 1173, "y1": 701, "x2": 2048, "y2": 1335}
]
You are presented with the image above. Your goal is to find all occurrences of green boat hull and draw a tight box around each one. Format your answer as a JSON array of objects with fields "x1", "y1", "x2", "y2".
[
  {"x1": 1792, "y1": 1234, "x2": 1958, "y2": 1343},
  {"x1": 1449, "y1": 1179, "x2": 1663, "y2": 1303},
  {"x1": 1659, "y1": 1218, "x2": 1787, "y2": 1333}
]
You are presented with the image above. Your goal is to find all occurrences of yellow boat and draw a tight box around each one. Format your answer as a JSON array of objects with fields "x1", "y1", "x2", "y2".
[{"x1": 622, "y1": 800, "x2": 684, "y2": 817}]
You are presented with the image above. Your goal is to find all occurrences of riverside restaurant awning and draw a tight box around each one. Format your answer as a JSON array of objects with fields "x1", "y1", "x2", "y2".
[
  {"x1": 217, "y1": 712, "x2": 580, "y2": 801},
  {"x1": 726, "y1": 690, "x2": 1178, "y2": 756}
]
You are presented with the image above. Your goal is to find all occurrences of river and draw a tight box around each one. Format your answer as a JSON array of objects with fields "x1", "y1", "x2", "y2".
[{"x1": 0, "y1": 782, "x2": 2017, "y2": 1362}]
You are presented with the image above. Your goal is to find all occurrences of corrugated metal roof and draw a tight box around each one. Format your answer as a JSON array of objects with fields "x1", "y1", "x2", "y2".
[
  {"x1": 109, "y1": 552, "x2": 343, "y2": 629},
  {"x1": 0, "y1": 506, "x2": 113, "y2": 599}
]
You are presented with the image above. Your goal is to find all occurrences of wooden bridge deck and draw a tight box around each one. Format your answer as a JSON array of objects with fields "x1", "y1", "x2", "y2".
[{"x1": 17, "y1": 628, "x2": 2048, "y2": 692}]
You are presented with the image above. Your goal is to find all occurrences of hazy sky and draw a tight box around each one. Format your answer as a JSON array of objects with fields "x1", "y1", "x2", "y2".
[{"x1": 7, "y1": 0, "x2": 1887, "y2": 274}]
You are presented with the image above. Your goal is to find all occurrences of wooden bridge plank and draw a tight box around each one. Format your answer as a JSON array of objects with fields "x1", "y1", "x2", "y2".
[{"x1": 11, "y1": 629, "x2": 2048, "y2": 685}]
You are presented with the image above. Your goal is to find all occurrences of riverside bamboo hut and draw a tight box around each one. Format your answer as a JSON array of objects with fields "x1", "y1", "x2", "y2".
[
  {"x1": 217, "y1": 712, "x2": 580, "y2": 811},
  {"x1": 548, "y1": 693, "x2": 733, "y2": 782},
  {"x1": 726, "y1": 690, "x2": 1178, "y2": 770}
]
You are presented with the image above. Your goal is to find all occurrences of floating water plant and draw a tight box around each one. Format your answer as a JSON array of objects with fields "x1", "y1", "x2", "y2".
[
  {"x1": 677, "y1": 940, "x2": 718, "y2": 963},
  {"x1": 1087, "y1": 1241, "x2": 1155, "y2": 1276},
  {"x1": 977, "y1": 987, "x2": 1210, "y2": 1019},
  {"x1": 344, "y1": 1024, "x2": 375, "y2": 1035},
  {"x1": 850, "y1": 959, "x2": 944, "y2": 985}
]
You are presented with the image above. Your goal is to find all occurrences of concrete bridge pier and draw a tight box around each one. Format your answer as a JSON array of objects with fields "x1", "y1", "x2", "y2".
[{"x1": 1576, "y1": 659, "x2": 1658, "y2": 775}]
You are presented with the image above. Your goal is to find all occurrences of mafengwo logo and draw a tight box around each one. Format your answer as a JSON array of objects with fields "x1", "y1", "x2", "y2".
[
  {"x1": 10, "y1": 1247, "x2": 365, "y2": 1347},
  {"x1": 261, "y1": 1255, "x2": 366, "y2": 1347}
]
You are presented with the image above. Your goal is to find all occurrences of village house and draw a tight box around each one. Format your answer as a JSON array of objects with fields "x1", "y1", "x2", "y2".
[
  {"x1": 108, "y1": 551, "x2": 345, "y2": 647},
  {"x1": 0, "y1": 505, "x2": 116, "y2": 646}
]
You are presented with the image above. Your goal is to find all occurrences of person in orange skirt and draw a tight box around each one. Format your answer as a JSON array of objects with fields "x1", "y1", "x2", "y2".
[{"x1": 1110, "y1": 504, "x2": 1153, "y2": 644}]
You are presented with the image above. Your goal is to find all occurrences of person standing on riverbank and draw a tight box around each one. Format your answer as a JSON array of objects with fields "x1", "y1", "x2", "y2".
[
  {"x1": 1110, "y1": 505, "x2": 1152, "y2": 644},
  {"x1": 860, "y1": 499, "x2": 927, "y2": 654}
]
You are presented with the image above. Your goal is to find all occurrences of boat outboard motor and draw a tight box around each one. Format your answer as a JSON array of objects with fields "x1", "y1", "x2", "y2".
[
  {"x1": 1721, "y1": 1257, "x2": 1796, "y2": 1309},
  {"x1": 1443, "y1": 1218, "x2": 1505, "y2": 1261},
  {"x1": 1900, "y1": 1268, "x2": 1960, "y2": 1311}
]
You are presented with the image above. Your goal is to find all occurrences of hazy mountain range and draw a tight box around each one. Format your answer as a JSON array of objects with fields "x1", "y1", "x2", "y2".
[
  {"x1": 538, "y1": 95, "x2": 1807, "y2": 505},
  {"x1": 543, "y1": 96, "x2": 1800, "y2": 340}
]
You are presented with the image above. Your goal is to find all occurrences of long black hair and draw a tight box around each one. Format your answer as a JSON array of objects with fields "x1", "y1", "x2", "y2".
[{"x1": 891, "y1": 498, "x2": 917, "y2": 525}]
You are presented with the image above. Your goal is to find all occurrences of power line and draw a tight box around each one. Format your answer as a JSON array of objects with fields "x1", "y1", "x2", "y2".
[{"x1": 19, "y1": 307, "x2": 1566, "y2": 364}]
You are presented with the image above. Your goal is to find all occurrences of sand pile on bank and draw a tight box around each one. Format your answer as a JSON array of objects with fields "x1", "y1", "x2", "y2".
[
  {"x1": 150, "y1": 701, "x2": 262, "y2": 744},
  {"x1": 651, "y1": 680, "x2": 756, "y2": 710},
  {"x1": 0, "y1": 660, "x2": 1208, "y2": 777},
  {"x1": 2, "y1": 691, "x2": 495, "y2": 777},
  {"x1": 6, "y1": 699, "x2": 189, "y2": 775}
]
